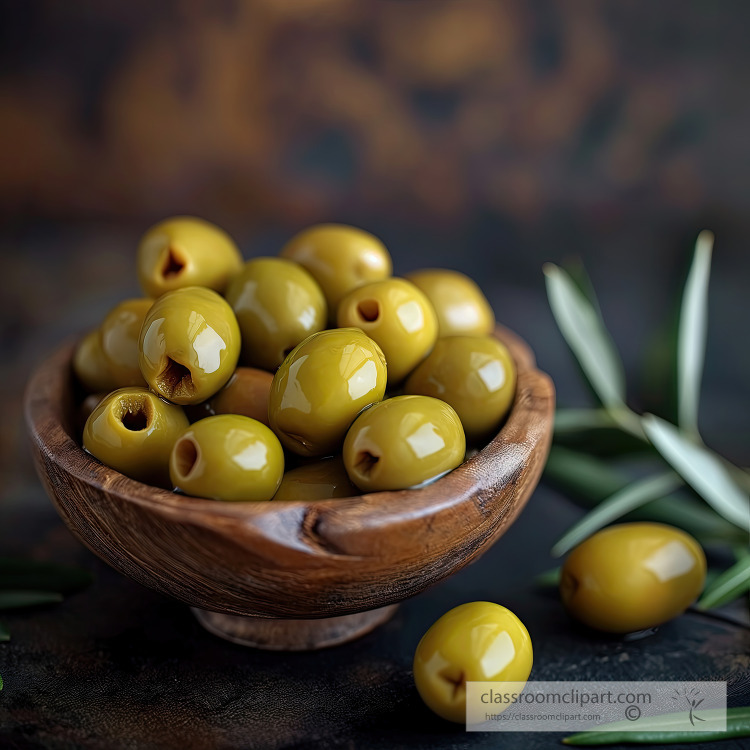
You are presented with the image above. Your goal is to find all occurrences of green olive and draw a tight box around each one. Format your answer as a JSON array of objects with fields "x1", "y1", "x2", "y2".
[
  {"x1": 406, "y1": 268, "x2": 495, "y2": 337},
  {"x1": 83, "y1": 387, "x2": 189, "y2": 487},
  {"x1": 405, "y1": 335, "x2": 516, "y2": 443},
  {"x1": 139, "y1": 286, "x2": 241, "y2": 405},
  {"x1": 279, "y1": 224, "x2": 392, "y2": 318},
  {"x1": 206, "y1": 367, "x2": 273, "y2": 425},
  {"x1": 268, "y1": 328, "x2": 387, "y2": 457},
  {"x1": 137, "y1": 216, "x2": 243, "y2": 298},
  {"x1": 560, "y1": 523, "x2": 707, "y2": 634},
  {"x1": 272, "y1": 456, "x2": 360, "y2": 501},
  {"x1": 99, "y1": 298, "x2": 153, "y2": 388},
  {"x1": 169, "y1": 415, "x2": 284, "y2": 502},
  {"x1": 342, "y1": 395, "x2": 465, "y2": 492},
  {"x1": 225, "y1": 257, "x2": 327, "y2": 370},
  {"x1": 73, "y1": 330, "x2": 117, "y2": 393},
  {"x1": 337, "y1": 278, "x2": 438, "y2": 385},
  {"x1": 413, "y1": 601, "x2": 533, "y2": 723}
]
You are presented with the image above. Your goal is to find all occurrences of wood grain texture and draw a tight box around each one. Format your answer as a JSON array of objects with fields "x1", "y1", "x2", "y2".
[{"x1": 24, "y1": 325, "x2": 554, "y2": 619}]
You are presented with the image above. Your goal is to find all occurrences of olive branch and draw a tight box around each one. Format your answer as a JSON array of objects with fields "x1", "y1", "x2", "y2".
[{"x1": 542, "y1": 231, "x2": 750, "y2": 611}]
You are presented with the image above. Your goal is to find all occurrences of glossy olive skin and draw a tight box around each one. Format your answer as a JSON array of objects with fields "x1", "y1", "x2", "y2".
[
  {"x1": 413, "y1": 602, "x2": 533, "y2": 723},
  {"x1": 268, "y1": 328, "x2": 387, "y2": 457},
  {"x1": 406, "y1": 268, "x2": 495, "y2": 337},
  {"x1": 73, "y1": 330, "x2": 118, "y2": 393},
  {"x1": 169, "y1": 415, "x2": 284, "y2": 502},
  {"x1": 139, "y1": 286, "x2": 241, "y2": 405},
  {"x1": 279, "y1": 224, "x2": 392, "y2": 318},
  {"x1": 206, "y1": 367, "x2": 273, "y2": 426},
  {"x1": 137, "y1": 216, "x2": 243, "y2": 298},
  {"x1": 225, "y1": 257, "x2": 327, "y2": 370},
  {"x1": 99, "y1": 298, "x2": 153, "y2": 388},
  {"x1": 272, "y1": 456, "x2": 360, "y2": 501},
  {"x1": 405, "y1": 335, "x2": 517, "y2": 442},
  {"x1": 337, "y1": 278, "x2": 438, "y2": 385},
  {"x1": 560, "y1": 523, "x2": 707, "y2": 634},
  {"x1": 83, "y1": 387, "x2": 189, "y2": 487},
  {"x1": 343, "y1": 395, "x2": 465, "y2": 492}
]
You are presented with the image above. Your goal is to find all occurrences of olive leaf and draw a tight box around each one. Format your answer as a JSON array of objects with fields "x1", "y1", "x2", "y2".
[
  {"x1": 562, "y1": 706, "x2": 750, "y2": 746},
  {"x1": 544, "y1": 447, "x2": 745, "y2": 546},
  {"x1": 0, "y1": 590, "x2": 64, "y2": 611},
  {"x1": 0, "y1": 558, "x2": 93, "y2": 595},
  {"x1": 677, "y1": 231, "x2": 713, "y2": 438},
  {"x1": 551, "y1": 471, "x2": 683, "y2": 558},
  {"x1": 543, "y1": 264, "x2": 626, "y2": 410},
  {"x1": 553, "y1": 409, "x2": 618, "y2": 435},
  {"x1": 642, "y1": 415, "x2": 749, "y2": 530},
  {"x1": 697, "y1": 555, "x2": 750, "y2": 610},
  {"x1": 0, "y1": 622, "x2": 9, "y2": 642},
  {"x1": 534, "y1": 567, "x2": 561, "y2": 587}
]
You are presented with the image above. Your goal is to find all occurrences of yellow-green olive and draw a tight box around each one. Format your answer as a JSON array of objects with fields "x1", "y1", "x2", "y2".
[
  {"x1": 83, "y1": 387, "x2": 189, "y2": 487},
  {"x1": 169, "y1": 415, "x2": 284, "y2": 502},
  {"x1": 413, "y1": 601, "x2": 533, "y2": 723},
  {"x1": 139, "y1": 286, "x2": 241, "y2": 405},
  {"x1": 337, "y1": 278, "x2": 438, "y2": 385},
  {"x1": 268, "y1": 328, "x2": 387, "y2": 457},
  {"x1": 206, "y1": 367, "x2": 273, "y2": 426},
  {"x1": 99, "y1": 298, "x2": 153, "y2": 388},
  {"x1": 73, "y1": 330, "x2": 116, "y2": 393},
  {"x1": 272, "y1": 456, "x2": 360, "y2": 501},
  {"x1": 405, "y1": 335, "x2": 516, "y2": 443},
  {"x1": 343, "y1": 395, "x2": 465, "y2": 492},
  {"x1": 137, "y1": 216, "x2": 243, "y2": 298},
  {"x1": 279, "y1": 224, "x2": 392, "y2": 318},
  {"x1": 406, "y1": 268, "x2": 495, "y2": 337},
  {"x1": 560, "y1": 523, "x2": 707, "y2": 634},
  {"x1": 225, "y1": 257, "x2": 327, "y2": 370}
]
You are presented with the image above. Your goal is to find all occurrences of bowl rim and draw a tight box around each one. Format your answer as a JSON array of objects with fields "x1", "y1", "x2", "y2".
[{"x1": 25, "y1": 323, "x2": 554, "y2": 545}]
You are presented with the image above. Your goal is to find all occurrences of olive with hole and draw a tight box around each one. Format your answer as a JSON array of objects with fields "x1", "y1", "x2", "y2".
[
  {"x1": 272, "y1": 456, "x2": 360, "y2": 501},
  {"x1": 73, "y1": 329, "x2": 118, "y2": 393},
  {"x1": 560, "y1": 523, "x2": 707, "y2": 634},
  {"x1": 137, "y1": 216, "x2": 243, "y2": 298},
  {"x1": 268, "y1": 328, "x2": 387, "y2": 457},
  {"x1": 406, "y1": 268, "x2": 495, "y2": 337},
  {"x1": 169, "y1": 415, "x2": 284, "y2": 502},
  {"x1": 279, "y1": 224, "x2": 392, "y2": 319},
  {"x1": 405, "y1": 335, "x2": 516, "y2": 442},
  {"x1": 83, "y1": 387, "x2": 189, "y2": 487},
  {"x1": 413, "y1": 601, "x2": 533, "y2": 723},
  {"x1": 337, "y1": 278, "x2": 438, "y2": 385},
  {"x1": 343, "y1": 395, "x2": 465, "y2": 492},
  {"x1": 225, "y1": 257, "x2": 327, "y2": 370},
  {"x1": 139, "y1": 286, "x2": 241, "y2": 405}
]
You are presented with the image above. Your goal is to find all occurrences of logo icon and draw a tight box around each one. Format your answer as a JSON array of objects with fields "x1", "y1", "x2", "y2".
[{"x1": 672, "y1": 686, "x2": 706, "y2": 726}]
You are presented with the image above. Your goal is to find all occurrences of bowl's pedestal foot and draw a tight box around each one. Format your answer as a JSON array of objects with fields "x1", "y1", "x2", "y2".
[{"x1": 191, "y1": 604, "x2": 399, "y2": 650}]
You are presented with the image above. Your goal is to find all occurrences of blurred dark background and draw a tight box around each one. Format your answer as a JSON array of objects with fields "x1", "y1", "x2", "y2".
[{"x1": 1, "y1": 0, "x2": 748, "y2": 507}]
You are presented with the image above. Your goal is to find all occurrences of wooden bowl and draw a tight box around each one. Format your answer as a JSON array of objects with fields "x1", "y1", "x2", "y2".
[{"x1": 25, "y1": 325, "x2": 554, "y2": 649}]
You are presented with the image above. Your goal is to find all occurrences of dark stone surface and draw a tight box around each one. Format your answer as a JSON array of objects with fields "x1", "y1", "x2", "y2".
[{"x1": 0, "y1": 481, "x2": 748, "y2": 750}]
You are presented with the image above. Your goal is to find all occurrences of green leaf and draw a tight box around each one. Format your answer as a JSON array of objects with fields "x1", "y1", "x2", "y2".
[
  {"x1": 534, "y1": 567, "x2": 561, "y2": 587},
  {"x1": 642, "y1": 415, "x2": 749, "y2": 530},
  {"x1": 554, "y1": 409, "x2": 618, "y2": 435},
  {"x1": 551, "y1": 472, "x2": 683, "y2": 557},
  {"x1": 562, "y1": 706, "x2": 750, "y2": 745},
  {"x1": 0, "y1": 558, "x2": 92, "y2": 595},
  {"x1": 677, "y1": 231, "x2": 713, "y2": 437},
  {"x1": 0, "y1": 622, "x2": 9, "y2": 642},
  {"x1": 544, "y1": 447, "x2": 745, "y2": 545},
  {"x1": 544, "y1": 264, "x2": 626, "y2": 409},
  {"x1": 0, "y1": 590, "x2": 64, "y2": 611},
  {"x1": 698, "y1": 555, "x2": 750, "y2": 610},
  {"x1": 0, "y1": 672, "x2": 3, "y2": 691}
]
